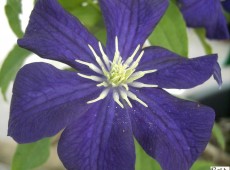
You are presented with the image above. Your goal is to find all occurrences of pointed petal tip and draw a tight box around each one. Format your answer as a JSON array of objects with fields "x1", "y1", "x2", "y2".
[{"x1": 130, "y1": 88, "x2": 215, "y2": 170}]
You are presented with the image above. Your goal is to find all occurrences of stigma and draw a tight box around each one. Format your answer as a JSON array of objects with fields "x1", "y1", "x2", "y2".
[{"x1": 75, "y1": 36, "x2": 158, "y2": 108}]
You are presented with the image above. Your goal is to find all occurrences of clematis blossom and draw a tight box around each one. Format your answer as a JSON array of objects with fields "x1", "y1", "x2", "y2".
[
  {"x1": 179, "y1": 0, "x2": 230, "y2": 39},
  {"x1": 8, "y1": 0, "x2": 222, "y2": 170}
]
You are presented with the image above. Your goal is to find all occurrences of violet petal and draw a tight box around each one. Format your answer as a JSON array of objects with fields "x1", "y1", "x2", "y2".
[
  {"x1": 8, "y1": 62, "x2": 101, "y2": 143},
  {"x1": 179, "y1": 0, "x2": 229, "y2": 39},
  {"x1": 58, "y1": 97, "x2": 135, "y2": 170},
  {"x1": 18, "y1": 0, "x2": 101, "y2": 71},
  {"x1": 99, "y1": 0, "x2": 168, "y2": 59},
  {"x1": 138, "y1": 46, "x2": 222, "y2": 89},
  {"x1": 130, "y1": 88, "x2": 215, "y2": 170}
]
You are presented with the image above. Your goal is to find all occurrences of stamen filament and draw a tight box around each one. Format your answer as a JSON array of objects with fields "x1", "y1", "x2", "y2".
[
  {"x1": 77, "y1": 73, "x2": 103, "y2": 82},
  {"x1": 126, "y1": 69, "x2": 157, "y2": 83},
  {"x1": 125, "y1": 68, "x2": 136, "y2": 79},
  {"x1": 124, "y1": 45, "x2": 140, "y2": 66},
  {"x1": 113, "y1": 36, "x2": 120, "y2": 63},
  {"x1": 142, "y1": 70, "x2": 157, "y2": 74},
  {"x1": 87, "y1": 88, "x2": 110, "y2": 104},
  {"x1": 127, "y1": 91, "x2": 148, "y2": 107},
  {"x1": 98, "y1": 42, "x2": 110, "y2": 69},
  {"x1": 122, "y1": 84, "x2": 129, "y2": 91},
  {"x1": 113, "y1": 91, "x2": 124, "y2": 108},
  {"x1": 75, "y1": 59, "x2": 102, "y2": 74},
  {"x1": 115, "y1": 36, "x2": 119, "y2": 53},
  {"x1": 88, "y1": 44, "x2": 107, "y2": 71},
  {"x1": 129, "y1": 82, "x2": 158, "y2": 88},
  {"x1": 126, "y1": 72, "x2": 145, "y2": 83},
  {"x1": 97, "y1": 82, "x2": 108, "y2": 87},
  {"x1": 129, "y1": 51, "x2": 144, "y2": 70},
  {"x1": 120, "y1": 90, "x2": 132, "y2": 107}
]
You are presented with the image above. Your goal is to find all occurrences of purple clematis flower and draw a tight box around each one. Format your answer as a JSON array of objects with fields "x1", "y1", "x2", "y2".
[
  {"x1": 179, "y1": 0, "x2": 230, "y2": 39},
  {"x1": 8, "y1": 0, "x2": 222, "y2": 169}
]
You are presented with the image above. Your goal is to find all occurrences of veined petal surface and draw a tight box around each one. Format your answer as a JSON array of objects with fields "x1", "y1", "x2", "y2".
[
  {"x1": 58, "y1": 97, "x2": 135, "y2": 170},
  {"x1": 8, "y1": 62, "x2": 101, "y2": 143},
  {"x1": 18, "y1": 0, "x2": 101, "y2": 71},
  {"x1": 130, "y1": 88, "x2": 215, "y2": 170},
  {"x1": 99, "y1": 0, "x2": 168, "y2": 59},
  {"x1": 138, "y1": 47, "x2": 222, "y2": 89},
  {"x1": 179, "y1": 0, "x2": 229, "y2": 39}
]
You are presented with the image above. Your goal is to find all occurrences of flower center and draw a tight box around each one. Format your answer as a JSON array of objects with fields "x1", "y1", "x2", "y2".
[
  {"x1": 75, "y1": 36, "x2": 158, "y2": 108},
  {"x1": 107, "y1": 59, "x2": 127, "y2": 86}
]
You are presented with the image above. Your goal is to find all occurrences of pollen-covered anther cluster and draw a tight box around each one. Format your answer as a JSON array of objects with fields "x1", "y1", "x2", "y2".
[{"x1": 76, "y1": 36, "x2": 158, "y2": 108}]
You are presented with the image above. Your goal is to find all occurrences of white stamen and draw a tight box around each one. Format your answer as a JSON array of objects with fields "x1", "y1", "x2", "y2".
[
  {"x1": 87, "y1": 88, "x2": 110, "y2": 104},
  {"x1": 115, "y1": 36, "x2": 119, "y2": 53},
  {"x1": 113, "y1": 91, "x2": 124, "y2": 108},
  {"x1": 88, "y1": 44, "x2": 107, "y2": 71},
  {"x1": 98, "y1": 42, "x2": 110, "y2": 69},
  {"x1": 126, "y1": 69, "x2": 157, "y2": 83},
  {"x1": 119, "y1": 90, "x2": 132, "y2": 107},
  {"x1": 127, "y1": 91, "x2": 148, "y2": 107},
  {"x1": 97, "y1": 82, "x2": 109, "y2": 87},
  {"x1": 113, "y1": 36, "x2": 120, "y2": 63},
  {"x1": 77, "y1": 73, "x2": 103, "y2": 82},
  {"x1": 142, "y1": 70, "x2": 157, "y2": 74},
  {"x1": 124, "y1": 45, "x2": 140, "y2": 66},
  {"x1": 75, "y1": 37, "x2": 159, "y2": 109},
  {"x1": 129, "y1": 51, "x2": 144, "y2": 70},
  {"x1": 129, "y1": 82, "x2": 158, "y2": 88},
  {"x1": 75, "y1": 59, "x2": 102, "y2": 74},
  {"x1": 122, "y1": 84, "x2": 129, "y2": 91}
]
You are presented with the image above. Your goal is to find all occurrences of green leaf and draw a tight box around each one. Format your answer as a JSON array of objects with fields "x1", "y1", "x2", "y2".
[
  {"x1": 0, "y1": 45, "x2": 30, "y2": 100},
  {"x1": 59, "y1": 0, "x2": 104, "y2": 37},
  {"x1": 149, "y1": 1, "x2": 188, "y2": 57},
  {"x1": 93, "y1": 27, "x2": 107, "y2": 44},
  {"x1": 224, "y1": 11, "x2": 230, "y2": 23},
  {"x1": 135, "y1": 140, "x2": 162, "y2": 170},
  {"x1": 212, "y1": 123, "x2": 226, "y2": 150},
  {"x1": 59, "y1": 0, "x2": 101, "y2": 28},
  {"x1": 4, "y1": 0, "x2": 24, "y2": 37},
  {"x1": 70, "y1": 5, "x2": 101, "y2": 29},
  {"x1": 59, "y1": 0, "x2": 107, "y2": 46},
  {"x1": 195, "y1": 28, "x2": 213, "y2": 54},
  {"x1": 58, "y1": 0, "x2": 84, "y2": 11},
  {"x1": 11, "y1": 138, "x2": 50, "y2": 170},
  {"x1": 224, "y1": 51, "x2": 230, "y2": 66},
  {"x1": 190, "y1": 160, "x2": 213, "y2": 170}
]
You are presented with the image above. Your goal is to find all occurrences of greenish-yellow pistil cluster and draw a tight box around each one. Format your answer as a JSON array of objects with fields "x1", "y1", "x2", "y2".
[
  {"x1": 107, "y1": 59, "x2": 128, "y2": 86},
  {"x1": 75, "y1": 36, "x2": 158, "y2": 108}
]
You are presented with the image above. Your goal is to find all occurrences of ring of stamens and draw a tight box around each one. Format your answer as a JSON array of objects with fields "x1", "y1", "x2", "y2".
[{"x1": 76, "y1": 36, "x2": 158, "y2": 108}]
